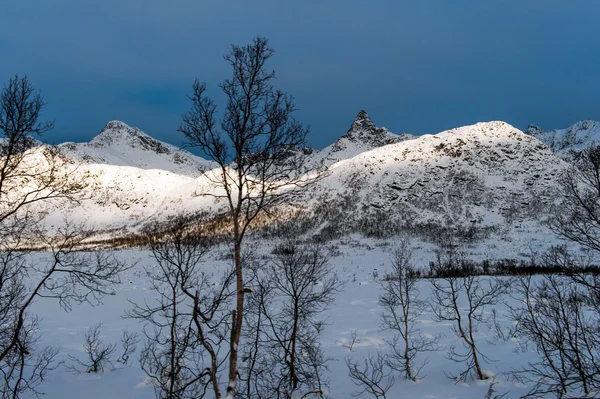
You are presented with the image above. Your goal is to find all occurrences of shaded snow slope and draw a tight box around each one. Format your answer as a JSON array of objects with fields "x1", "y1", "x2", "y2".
[
  {"x1": 30, "y1": 228, "x2": 580, "y2": 399},
  {"x1": 58, "y1": 121, "x2": 215, "y2": 176},
  {"x1": 526, "y1": 120, "x2": 600, "y2": 160}
]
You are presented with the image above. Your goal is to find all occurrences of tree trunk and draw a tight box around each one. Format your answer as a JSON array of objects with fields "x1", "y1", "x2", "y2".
[
  {"x1": 289, "y1": 300, "x2": 300, "y2": 393},
  {"x1": 227, "y1": 231, "x2": 245, "y2": 397}
]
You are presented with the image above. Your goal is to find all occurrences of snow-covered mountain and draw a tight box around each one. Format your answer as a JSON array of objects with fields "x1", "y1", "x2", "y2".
[
  {"x1": 7, "y1": 114, "x2": 579, "y2": 238},
  {"x1": 300, "y1": 120, "x2": 564, "y2": 238},
  {"x1": 58, "y1": 121, "x2": 215, "y2": 176},
  {"x1": 526, "y1": 120, "x2": 600, "y2": 160}
]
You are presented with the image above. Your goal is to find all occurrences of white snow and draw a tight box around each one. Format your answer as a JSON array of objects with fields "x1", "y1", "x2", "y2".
[
  {"x1": 25, "y1": 119, "x2": 569, "y2": 238},
  {"x1": 26, "y1": 227, "x2": 580, "y2": 398}
]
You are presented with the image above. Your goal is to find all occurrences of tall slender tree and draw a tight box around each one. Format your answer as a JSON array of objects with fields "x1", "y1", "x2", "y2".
[{"x1": 179, "y1": 37, "x2": 313, "y2": 396}]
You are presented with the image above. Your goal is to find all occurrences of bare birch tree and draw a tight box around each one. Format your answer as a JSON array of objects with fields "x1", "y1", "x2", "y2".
[
  {"x1": 237, "y1": 237, "x2": 340, "y2": 399},
  {"x1": 509, "y1": 273, "x2": 600, "y2": 398},
  {"x1": 379, "y1": 240, "x2": 436, "y2": 381},
  {"x1": 429, "y1": 248, "x2": 508, "y2": 382},
  {"x1": 179, "y1": 37, "x2": 315, "y2": 397},
  {"x1": 128, "y1": 215, "x2": 234, "y2": 399},
  {"x1": 0, "y1": 75, "x2": 127, "y2": 398},
  {"x1": 550, "y1": 145, "x2": 600, "y2": 252}
]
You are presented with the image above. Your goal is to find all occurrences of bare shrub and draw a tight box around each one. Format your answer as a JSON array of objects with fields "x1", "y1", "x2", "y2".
[
  {"x1": 67, "y1": 323, "x2": 116, "y2": 373},
  {"x1": 346, "y1": 352, "x2": 395, "y2": 399},
  {"x1": 118, "y1": 330, "x2": 140, "y2": 365},
  {"x1": 342, "y1": 330, "x2": 360, "y2": 353}
]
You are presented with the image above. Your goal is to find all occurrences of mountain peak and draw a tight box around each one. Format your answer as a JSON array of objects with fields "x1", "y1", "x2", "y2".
[
  {"x1": 101, "y1": 120, "x2": 133, "y2": 132},
  {"x1": 325, "y1": 110, "x2": 412, "y2": 163},
  {"x1": 348, "y1": 110, "x2": 377, "y2": 133},
  {"x1": 59, "y1": 121, "x2": 216, "y2": 176},
  {"x1": 92, "y1": 120, "x2": 147, "y2": 146}
]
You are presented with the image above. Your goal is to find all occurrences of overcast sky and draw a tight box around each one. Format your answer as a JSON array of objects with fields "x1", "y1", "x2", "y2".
[{"x1": 2, "y1": 1, "x2": 600, "y2": 149}]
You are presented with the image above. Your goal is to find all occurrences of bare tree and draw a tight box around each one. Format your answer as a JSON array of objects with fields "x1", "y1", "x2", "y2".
[
  {"x1": 550, "y1": 145, "x2": 600, "y2": 252},
  {"x1": 241, "y1": 239, "x2": 341, "y2": 398},
  {"x1": 429, "y1": 248, "x2": 508, "y2": 382},
  {"x1": 379, "y1": 239, "x2": 436, "y2": 381},
  {"x1": 237, "y1": 250, "x2": 274, "y2": 399},
  {"x1": 127, "y1": 215, "x2": 234, "y2": 399},
  {"x1": 0, "y1": 221, "x2": 127, "y2": 397},
  {"x1": 521, "y1": 144, "x2": 600, "y2": 396},
  {"x1": 179, "y1": 37, "x2": 316, "y2": 396},
  {"x1": 346, "y1": 352, "x2": 395, "y2": 399},
  {"x1": 0, "y1": 75, "x2": 127, "y2": 398},
  {"x1": 508, "y1": 262, "x2": 600, "y2": 397}
]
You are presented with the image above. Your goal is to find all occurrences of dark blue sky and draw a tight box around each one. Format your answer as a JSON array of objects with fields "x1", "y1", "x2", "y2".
[{"x1": 2, "y1": 1, "x2": 600, "y2": 150}]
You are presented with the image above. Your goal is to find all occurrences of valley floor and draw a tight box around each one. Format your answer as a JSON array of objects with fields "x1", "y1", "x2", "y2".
[{"x1": 27, "y1": 224, "x2": 583, "y2": 399}]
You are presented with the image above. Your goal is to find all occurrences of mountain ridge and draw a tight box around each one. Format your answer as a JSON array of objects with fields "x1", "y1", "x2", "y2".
[
  {"x1": 7, "y1": 114, "x2": 596, "y2": 238},
  {"x1": 526, "y1": 120, "x2": 600, "y2": 160}
]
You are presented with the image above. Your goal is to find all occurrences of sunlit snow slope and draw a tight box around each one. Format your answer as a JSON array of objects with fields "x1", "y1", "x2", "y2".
[
  {"x1": 58, "y1": 121, "x2": 215, "y2": 176},
  {"x1": 16, "y1": 112, "x2": 595, "y2": 236}
]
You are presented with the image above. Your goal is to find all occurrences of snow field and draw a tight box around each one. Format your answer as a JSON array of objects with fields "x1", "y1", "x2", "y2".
[{"x1": 27, "y1": 227, "x2": 577, "y2": 398}]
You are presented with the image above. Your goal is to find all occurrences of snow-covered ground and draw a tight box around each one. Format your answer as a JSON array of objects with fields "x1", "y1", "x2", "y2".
[{"x1": 26, "y1": 224, "x2": 580, "y2": 399}]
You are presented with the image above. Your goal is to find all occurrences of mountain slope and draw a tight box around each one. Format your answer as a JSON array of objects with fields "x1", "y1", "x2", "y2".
[
  {"x1": 301, "y1": 121, "x2": 565, "y2": 237},
  {"x1": 58, "y1": 121, "x2": 215, "y2": 176},
  {"x1": 526, "y1": 120, "x2": 600, "y2": 160},
  {"x1": 12, "y1": 117, "x2": 569, "y2": 238}
]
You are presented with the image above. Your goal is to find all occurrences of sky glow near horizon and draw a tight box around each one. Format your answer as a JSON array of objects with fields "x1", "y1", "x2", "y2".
[{"x1": 1, "y1": 1, "x2": 600, "y2": 150}]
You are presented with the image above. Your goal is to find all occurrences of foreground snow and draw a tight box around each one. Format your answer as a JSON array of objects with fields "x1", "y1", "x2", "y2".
[{"x1": 28, "y1": 227, "x2": 579, "y2": 399}]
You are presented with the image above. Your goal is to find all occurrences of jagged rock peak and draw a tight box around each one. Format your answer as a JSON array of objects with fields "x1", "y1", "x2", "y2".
[
  {"x1": 348, "y1": 110, "x2": 377, "y2": 133},
  {"x1": 93, "y1": 120, "x2": 147, "y2": 145},
  {"x1": 342, "y1": 110, "x2": 390, "y2": 144},
  {"x1": 99, "y1": 120, "x2": 139, "y2": 135},
  {"x1": 328, "y1": 110, "x2": 411, "y2": 157},
  {"x1": 525, "y1": 125, "x2": 543, "y2": 136}
]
